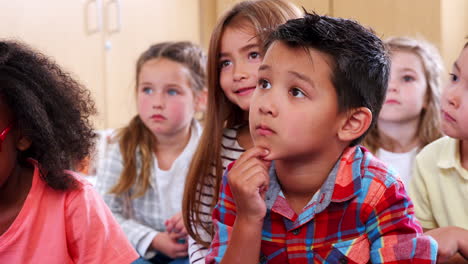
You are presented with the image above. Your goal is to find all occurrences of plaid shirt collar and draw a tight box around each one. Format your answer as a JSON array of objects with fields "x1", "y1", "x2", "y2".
[{"x1": 264, "y1": 146, "x2": 362, "y2": 231}]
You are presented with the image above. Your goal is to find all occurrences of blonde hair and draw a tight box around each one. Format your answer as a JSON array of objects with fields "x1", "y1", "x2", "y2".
[
  {"x1": 110, "y1": 41, "x2": 206, "y2": 198},
  {"x1": 363, "y1": 37, "x2": 443, "y2": 153},
  {"x1": 182, "y1": 0, "x2": 302, "y2": 247}
]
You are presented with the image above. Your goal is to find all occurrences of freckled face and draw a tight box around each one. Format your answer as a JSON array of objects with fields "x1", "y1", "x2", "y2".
[{"x1": 137, "y1": 58, "x2": 197, "y2": 138}]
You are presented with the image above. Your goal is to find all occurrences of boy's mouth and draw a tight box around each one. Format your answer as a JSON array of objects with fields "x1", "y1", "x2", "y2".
[
  {"x1": 384, "y1": 99, "x2": 400, "y2": 105},
  {"x1": 256, "y1": 124, "x2": 275, "y2": 136}
]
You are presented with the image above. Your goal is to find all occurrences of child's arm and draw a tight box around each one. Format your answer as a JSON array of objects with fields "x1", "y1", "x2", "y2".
[
  {"x1": 366, "y1": 180, "x2": 437, "y2": 263},
  {"x1": 206, "y1": 147, "x2": 270, "y2": 264},
  {"x1": 425, "y1": 226, "x2": 468, "y2": 263},
  {"x1": 65, "y1": 183, "x2": 139, "y2": 263},
  {"x1": 94, "y1": 142, "x2": 159, "y2": 257},
  {"x1": 408, "y1": 155, "x2": 438, "y2": 229}
]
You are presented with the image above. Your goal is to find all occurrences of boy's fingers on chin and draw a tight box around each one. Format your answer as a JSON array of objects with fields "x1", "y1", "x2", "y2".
[{"x1": 237, "y1": 147, "x2": 269, "y2": 165}]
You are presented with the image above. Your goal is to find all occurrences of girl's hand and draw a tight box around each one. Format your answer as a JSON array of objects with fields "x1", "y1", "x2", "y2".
[
  {"x1": 151, "y1": 232, "x2": 188, "y2": 259},
  {"x1": 228, "y1": 147, "x2": 271, "y2": 222},
  {"x1": 426, "y1": 226, "x2": 468, "y2": 263},
  {"x1": 164, "y1": 212, "x2": 187, "y2": 238}
]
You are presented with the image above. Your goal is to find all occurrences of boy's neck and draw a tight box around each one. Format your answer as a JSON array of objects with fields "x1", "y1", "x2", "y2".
[
  {"x1": 377, "y1": 119, "x2": 420, "y2": 152},
  {"x1": 459, "y1": 140, "x2": 468, "y2": 170},
  {"x1": 154, "y1": 125, "x2": 192, "y2": 170},
  {"x1": 274, "y1": 145, "x2": 344, "y2": 214}
]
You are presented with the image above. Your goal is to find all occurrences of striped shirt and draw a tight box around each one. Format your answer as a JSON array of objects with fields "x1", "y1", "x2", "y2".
[
  {"x1": 207, "y1": 146, "x2": 437, "y2": 263},
  {"x1": 95, "y1": 121, "x2": 201, "y2": 258},
  {"x1": 188, "y1": 127, "x2": 245, "y2": 264}
]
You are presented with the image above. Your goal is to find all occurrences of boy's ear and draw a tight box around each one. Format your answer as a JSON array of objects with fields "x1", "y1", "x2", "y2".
[
  {"x1": 16, "y1": 136, "x2": 32, "y2": 151},
  {"x1": 337, "y1": 107, "x2": 372, "y2": 142}
]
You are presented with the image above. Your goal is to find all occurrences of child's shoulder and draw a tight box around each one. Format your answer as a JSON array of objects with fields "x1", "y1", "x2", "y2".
[
  {"x1": 417, "y1": 136, "x2": 454, "y2": 161},
  {"x1": 65, "y1": 170, "x2": 93, "y2": 188},
  {"x1": 358, "y1": 146, "x2": 401, "y2": 188}
]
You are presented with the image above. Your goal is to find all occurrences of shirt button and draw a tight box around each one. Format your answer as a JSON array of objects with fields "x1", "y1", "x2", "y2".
[{"x1": 292, "y1": 228, "x2": 301, "y2": 235}]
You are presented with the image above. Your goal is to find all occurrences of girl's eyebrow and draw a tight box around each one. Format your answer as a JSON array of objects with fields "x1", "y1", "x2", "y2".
[
  {"x1": 398, "y1": 67, "x2": 417, "y2": 72},
  {"x1": 240, "y1": 43, "x2": 259, "y2": 52},
  {"x1": 219, "y1": 43, "x2": 259, "y2": 58},
  {"x1": 453, "y1": 61, "x2": 460, "y2": 72}
]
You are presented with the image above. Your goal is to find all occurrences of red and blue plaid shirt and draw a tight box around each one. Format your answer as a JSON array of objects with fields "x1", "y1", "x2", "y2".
[{"x1": 206, "y1": 146, "x2": 437, "y2": 264}]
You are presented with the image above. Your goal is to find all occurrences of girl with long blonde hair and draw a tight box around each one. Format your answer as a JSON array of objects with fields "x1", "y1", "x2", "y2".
[
  {"x1": 363, "y1": 36, "x2": 443, "y2": 185},
  {"x1": 95, "y1": 41, "x2": 206, "y2": 264}
]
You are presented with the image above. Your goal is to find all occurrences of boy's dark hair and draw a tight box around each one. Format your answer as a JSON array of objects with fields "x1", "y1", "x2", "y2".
[
  {"x1": 0, "y1": 40, "x2": 96, "y2": 190},
  {"x1": 264, "y1": 12, "x2": 390, "y2": 146}
]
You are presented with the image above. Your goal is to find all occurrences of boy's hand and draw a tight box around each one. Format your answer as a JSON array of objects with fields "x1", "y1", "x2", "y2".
[
  {"x1": 426, "y1": 226, "x2": 468, "y2": 263},
  {"x1": 164, "y1": 212, "x2": 187, "y2": 238},
  {"x1": 228, "y1": 147, "x2": 271, "y2": 222}
]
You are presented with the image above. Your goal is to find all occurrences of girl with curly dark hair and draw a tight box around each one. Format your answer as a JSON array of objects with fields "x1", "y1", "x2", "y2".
[{"x1": 0, "y1": 40, "x2": 138, "y2": 263}]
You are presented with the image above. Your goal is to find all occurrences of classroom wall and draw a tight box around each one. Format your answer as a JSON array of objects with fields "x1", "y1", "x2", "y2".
[
  {"x1": 214, "y1": 0, "x2": 467, "y2": 74},
  {"x1": 1, "y1": 0, "x2": 466, "y2": 129}
]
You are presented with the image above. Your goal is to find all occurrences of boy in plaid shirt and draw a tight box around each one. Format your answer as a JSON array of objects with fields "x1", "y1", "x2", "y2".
[{"x1": 206, "y1": 12, "x2": 437, "y2": 264}]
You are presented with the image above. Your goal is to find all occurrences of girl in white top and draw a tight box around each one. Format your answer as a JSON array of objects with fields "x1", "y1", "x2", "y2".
[
  {"x1": 181, "y1": 1, "x2": 302, "y2": 263},
  {"x1": 363, "y1": 37, "x2": 443, "y2": 186},
  {"x1": 95, "y1": 41, "x2": 206, "y2": 264}
]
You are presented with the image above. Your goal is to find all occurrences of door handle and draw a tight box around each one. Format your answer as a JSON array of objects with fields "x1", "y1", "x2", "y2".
[
  {"x1": 84, "y1": 0, "x2": 102, "y2": 35},
  {"x1": 106, "y1": 0, "x2": 122, "y2": 35}
]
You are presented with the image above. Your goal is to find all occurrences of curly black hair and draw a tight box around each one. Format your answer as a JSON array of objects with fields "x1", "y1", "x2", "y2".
[{"x1": 0, "y1": 40, "x2": 96, "y2": 190}]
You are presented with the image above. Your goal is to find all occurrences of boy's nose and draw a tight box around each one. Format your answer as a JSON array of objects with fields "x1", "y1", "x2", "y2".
[{"x1": 258, "y1": 101, "x2": 277, "y2": 117}]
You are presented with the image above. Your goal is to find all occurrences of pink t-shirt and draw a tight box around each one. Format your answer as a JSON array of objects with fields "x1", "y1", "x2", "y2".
[{"x1": 0, "y1": 161, "x2": 139, "y2": 263}]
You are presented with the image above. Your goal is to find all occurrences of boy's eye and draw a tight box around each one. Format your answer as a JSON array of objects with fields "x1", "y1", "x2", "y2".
[
  {"x1": 249, "y1": 52, "x2": 261, "y2": 60},
  {"x1": 290, "y1": 88, "x2": 305, "y2": 98},
  {"x1": 450, "y1": 73, "x2": 459, "y2": 82},
  {"x1": 220, "y1": 60, "x2": 232, "y2": 69},
  {"x1": 258, "y1": 79, "x2": 271, "y2": 89},
  {"x1": 402, "y1": 75, "x2": 415, "y2": 82},
  {"x1": 167, "y1": 89, "x2": 179, "y2": 96},
  {"x1": 143, "y1": 87, "x2": 153, "y2": 95}
]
